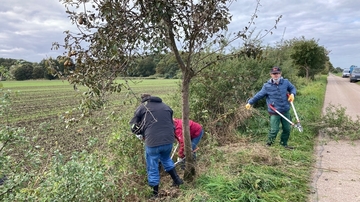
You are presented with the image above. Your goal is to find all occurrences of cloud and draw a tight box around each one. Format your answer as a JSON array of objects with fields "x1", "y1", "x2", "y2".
[
  {"x1": 228, "y1": 0, "x2": 360, "y2": 68},
  {"x1": 0, "y1": 0, "x2": 359, "y2": 68},
  {"x1": 0, "y1": 0, "x2": 75, "y2": 62}
]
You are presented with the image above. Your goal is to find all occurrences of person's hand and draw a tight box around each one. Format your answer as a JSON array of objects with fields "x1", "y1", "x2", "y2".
[
  {"x1": 288, "y1": 94, "x2": 294, "y2": 102},
  {"x1": 131, "y1": 123, "x2": 142, "y2": 134},
  {"x1": 177, "y1": 157, "x2": 185, "y2": 162},
  {"x1": 136, "y1": 135, "x2": 144, "y2": 140},
  {"x1": 245, "y1": 103, "x2": 251, "y2": 110}
]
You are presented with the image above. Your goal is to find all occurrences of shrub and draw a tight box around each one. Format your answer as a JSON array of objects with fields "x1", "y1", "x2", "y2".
[
  {"x1": 31, "y1": 150, "x2": 119, "y2": 201},
  {"x1": 32, "y1": 66, "x2": 45, "y2": 79},
  {"x1": 13, "y1": 65, "x2": 33, "y2": 80},
  {"x1": 189, "y1": 57, "x2": 277, "y2": 142},
  {"x1": 0, "y1": 89, "x2": 42, "y2": 201}
]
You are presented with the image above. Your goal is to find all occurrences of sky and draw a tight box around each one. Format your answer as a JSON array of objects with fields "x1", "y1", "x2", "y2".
[{"x1": 0, "y1": 0, "x2": 359, "y2": 69}]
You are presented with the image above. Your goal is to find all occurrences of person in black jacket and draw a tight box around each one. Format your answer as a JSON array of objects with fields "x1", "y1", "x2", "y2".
[{"x1": 130, "y1": 93, "x2": 183, "y2": 198}]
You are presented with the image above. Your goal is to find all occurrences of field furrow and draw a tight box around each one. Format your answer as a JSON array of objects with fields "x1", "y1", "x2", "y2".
[{"x1": 1, "y1": 79, "x2": 179, "y2": 157}]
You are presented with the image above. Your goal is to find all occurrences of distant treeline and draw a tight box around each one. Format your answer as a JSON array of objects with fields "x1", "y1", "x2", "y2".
[
  {"x1": 0, "y1": 54, "x2": 181, "y2": 81},
  {"x1": 0, "y1": 39, "x2": 345, "y2": 82}
]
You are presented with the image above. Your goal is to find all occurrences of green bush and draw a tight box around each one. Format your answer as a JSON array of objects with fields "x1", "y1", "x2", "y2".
[
  {"x1": 189, "y1": 57, "x2": 277, "y2": 141},
  {"x1": 32, "y1": 66, "x2": 45, "y2": 79},
  {"x1": 31, "y1": 150, "x2": 119, "y2": 201},
  {"x1": 0, "y1": 89, "x2": 42, "y2": 201},
  {"x1": 13, "y1": 65, "x2": 33, "y2": 81}
]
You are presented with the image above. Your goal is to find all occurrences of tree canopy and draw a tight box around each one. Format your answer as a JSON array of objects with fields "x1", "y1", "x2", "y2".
[
  {"x1": 290, "y1": 37, "x2": 328, "y2": 79},
  {"x1": 54, "y1": 0, "x2": 282, "y2": 180}
]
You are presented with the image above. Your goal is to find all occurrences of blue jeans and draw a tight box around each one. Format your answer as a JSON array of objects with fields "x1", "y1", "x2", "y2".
[
  {"x1": 145, "y1": 143, "x2": 175, "y2": 186},
  {"x1": 192, "y1": 129, "x2": 204, "y2": 150},
  {"x1": 191, "y1": 129, "x2": 204, "y2": 159}
]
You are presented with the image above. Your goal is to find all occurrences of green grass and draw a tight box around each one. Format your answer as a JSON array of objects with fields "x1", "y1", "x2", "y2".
[
  {"x1": 0, "y1": 76, "x2": 327, "y2": 201},
  {"x1": 174, "y1": 75, "x2": 328, "y2": 202},
  {"x1": 2, "y1": 79, "x2": 71, "y2": 87},
  {"x1": 0, "y1": 78, "x2": 180, "y2": 157},
  {"x1": 2, "y1": 78, "x2": 180, "y2": 88}
]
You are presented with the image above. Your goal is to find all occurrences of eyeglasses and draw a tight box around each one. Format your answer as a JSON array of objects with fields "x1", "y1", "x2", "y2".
[{"x1": 271, "y1": 73, "x2": 280, "y2": 75}]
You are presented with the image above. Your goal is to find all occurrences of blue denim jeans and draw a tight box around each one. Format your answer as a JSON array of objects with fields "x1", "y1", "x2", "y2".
[
  {"x1": 178, "y1": 130, "x2": 204, "y2": 170},
  {"x1": 192, "y1": 129, "x2": 204, "y2": 150},
  {"x1": 191, "y1": 129, "x2": 204, "y2": 160},
  {"x1": 145, "y1": 143, "x2": 175, "y2": 186}
]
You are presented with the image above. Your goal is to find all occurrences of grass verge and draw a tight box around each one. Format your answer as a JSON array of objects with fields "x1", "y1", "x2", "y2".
[
  {"x1": 173, "y1": 75, "x2": 328, "y2": 202},
  {"x1": 0, "y1": 76, "x2": 332, "y2": 201}
]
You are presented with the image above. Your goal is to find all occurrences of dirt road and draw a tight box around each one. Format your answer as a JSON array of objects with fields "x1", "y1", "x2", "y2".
[
  {"x1": 322, "y1": 74, "x2": 360, "y2": 118},
  {"x1": 310, "y1": 74, "x2": 360, "y2": 202}
]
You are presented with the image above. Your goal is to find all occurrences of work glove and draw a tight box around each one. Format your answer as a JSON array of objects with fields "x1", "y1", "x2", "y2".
[
  {"x1": 131, "y1": 123, "x2": 142, "y2": 135},
  {"x1": 245, "y1": 103, "x2": 251, "y2": 110},
  {"x1": 178, "y1": 157, "x2": 186, "y2": 170},
  {"x1": 288, "y1": 94, "x2": 294, "y2": 102},
  {"x1": 177, "y1": 157, "x2": 185, "y2": 163}
]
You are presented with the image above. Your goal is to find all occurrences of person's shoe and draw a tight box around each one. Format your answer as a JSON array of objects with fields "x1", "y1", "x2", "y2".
[
  {"x1": 167, "y1": 168, "x2": 184, "y2": 187},
  {"x1": 283, "y1": 145, "x2": 294, "y2": 150},
  {"x1": 266, "y1": 143, "x2": 272, "y2": 147},
  {"x1": 149, "y1": 185, "x2": 159, "y2": 199},
  {"x1": 172, "y1": 180, "x2": 184, "y2": 187}
]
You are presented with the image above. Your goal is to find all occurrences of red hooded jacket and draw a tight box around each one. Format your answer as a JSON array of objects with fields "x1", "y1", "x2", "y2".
[{"x1": 173, "y1": 118, "x2": 202, "y2": 158}]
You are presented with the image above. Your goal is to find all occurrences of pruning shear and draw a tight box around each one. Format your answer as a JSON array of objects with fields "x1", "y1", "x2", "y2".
[
  {"x1": 171, "y1": 143, "x2": 179, "y2": 159},
  {"x1": 174, "y1": 147, "x2": 200, "y2": 166},
  {"x1": 268, "y1": 103, "x2": 303, "y2": 132},
  {"x1": 289, "y1": 100, "x2": 303, "y2": 132}
]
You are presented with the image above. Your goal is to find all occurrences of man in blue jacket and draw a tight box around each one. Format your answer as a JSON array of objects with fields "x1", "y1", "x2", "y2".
[
  {"x1": 245, "y1": 67, "x2": 297, "y2": 149},
  {"x1": 130, "y1": 93, "x2": 183, "y2": 198},
  {"x1": 350, "y1": 65, "x2": 356, "y2": 74}
]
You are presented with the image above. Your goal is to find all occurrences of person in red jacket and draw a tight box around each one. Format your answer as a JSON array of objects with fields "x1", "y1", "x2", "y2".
[{"x1": 173, "y1": 118, "x2": 204, "y2": 166}]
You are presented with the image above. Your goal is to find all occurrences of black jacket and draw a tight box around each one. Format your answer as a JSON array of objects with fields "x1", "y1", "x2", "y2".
[{"x1": 130, "y1": 96, "x2": 175, "y2": 147}]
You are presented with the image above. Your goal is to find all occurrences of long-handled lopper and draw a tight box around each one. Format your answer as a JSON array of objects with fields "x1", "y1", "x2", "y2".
[
  {"x1": 268, "y1": 104, "x2": 303, "y2": 132},
  {"x1": 289, "y1": 100, "x2": 303, "y2": 132},
  {"x1": 171, "y1": 143, "x2": 179, "y2": 159},
  {"x1": 174, "y1": 147, "x2": 200, "y2": 166}
]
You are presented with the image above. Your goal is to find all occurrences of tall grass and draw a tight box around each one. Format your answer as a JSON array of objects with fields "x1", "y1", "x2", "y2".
[
  {"x1": 1, "y1": 76, "x2": 329, "y2": 201},
  {"x1": 172, "y1": 75, "x2": 328, "y2": 202}
]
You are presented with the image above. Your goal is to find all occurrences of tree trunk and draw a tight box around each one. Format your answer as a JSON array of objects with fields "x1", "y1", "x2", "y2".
[
  {"x1": 181, "y1": 70, "x2": 196, "y2": 181},
  {"x1": 306, "y1": 67, "x2": 309, "y2": 80}
]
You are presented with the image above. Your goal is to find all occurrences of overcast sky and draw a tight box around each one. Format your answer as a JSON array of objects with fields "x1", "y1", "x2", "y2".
[{"x1": 0, "y1": 0, "x2": 359, "y2": 69}]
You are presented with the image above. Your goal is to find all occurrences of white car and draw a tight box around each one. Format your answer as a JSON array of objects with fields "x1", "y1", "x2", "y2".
[{"x1": 342, "y1": 68, "x2": 351, "y2": 78}]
